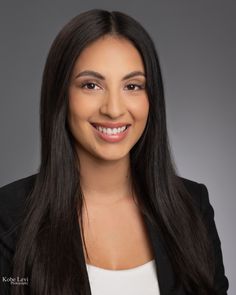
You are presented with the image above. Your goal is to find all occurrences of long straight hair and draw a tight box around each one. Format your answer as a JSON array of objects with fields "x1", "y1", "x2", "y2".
[{"x1": 12, "y1": 9, "x2": 215, "y2": 295}]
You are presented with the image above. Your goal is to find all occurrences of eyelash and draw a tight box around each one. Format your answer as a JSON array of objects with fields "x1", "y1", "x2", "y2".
[{"x1": 79, "y1": 82, "x2": 145, "y2": 91}]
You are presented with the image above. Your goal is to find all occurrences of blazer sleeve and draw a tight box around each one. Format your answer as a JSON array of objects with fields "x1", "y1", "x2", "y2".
[
  {"x1": 0, "y1": 200, "x2": 14, "y2": 295},
  {"x1": 200, "y1": 183, "x2": 229, "y2": 294},
  {"x1": 0, "y1": 174, "x2": 36, "y2": 294},
  {"x1": 0, "y1": 242, "x2": 12, "y2": 295}
]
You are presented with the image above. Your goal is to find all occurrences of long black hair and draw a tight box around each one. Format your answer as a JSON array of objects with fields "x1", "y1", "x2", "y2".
[{"x1": 12, "y1": 9, "x2": 215, "y2": 295}]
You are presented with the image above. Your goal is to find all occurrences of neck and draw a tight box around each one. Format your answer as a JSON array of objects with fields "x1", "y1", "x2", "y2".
[{"x1": 77, "y1": 151, "x2": 133, "y2": 205}]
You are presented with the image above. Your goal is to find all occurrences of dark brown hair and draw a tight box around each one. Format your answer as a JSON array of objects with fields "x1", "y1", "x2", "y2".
[{"x1": 12, "y1": 9, "x2": 215, "y2": 295}]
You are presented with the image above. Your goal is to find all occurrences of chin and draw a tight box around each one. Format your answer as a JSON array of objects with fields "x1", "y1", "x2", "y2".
[{"x1": 92, "y1": 149, "x2": 130, "y2": 162}]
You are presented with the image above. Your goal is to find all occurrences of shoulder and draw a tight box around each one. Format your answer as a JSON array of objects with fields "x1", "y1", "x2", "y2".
[
  {"x1": 0, "y1": 174, "x2": 37, "y2": 255},
  {"x1": 0, "y1": 173, "x2": 37, "y2": 194},
  {"x1": 177, "y1": 175, "x2": 210, "y2": 214},
  {"x1": 177, "y1": 176, "x2": 229, "y2": 292},
  {"x1": 0, "y1": 174, "x2": 37, "y2": 219}
]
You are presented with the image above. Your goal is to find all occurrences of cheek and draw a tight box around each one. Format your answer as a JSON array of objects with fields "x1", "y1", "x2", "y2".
[
  {"x1": 129, "y1": 96, "x2": 149, "y2": 122},
  {"x1": 67, "y1": 98, "x2": 89, "y2": 139},
  {"x1": 67, "y1": 94, "x2": 98, "y2": 125},
  {"x1": 67, "y1": 101, "x2": 82, "y2": 129}
]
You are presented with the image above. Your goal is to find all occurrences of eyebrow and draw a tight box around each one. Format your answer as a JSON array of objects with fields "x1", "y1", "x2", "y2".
[{"x1": 75, "y1": 70, "x2": 146, "y2": 81}]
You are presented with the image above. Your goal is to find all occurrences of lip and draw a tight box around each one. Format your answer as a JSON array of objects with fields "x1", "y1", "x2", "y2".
[{"x1": 90, "y1": 122, "x2": 131, "y2": 143}]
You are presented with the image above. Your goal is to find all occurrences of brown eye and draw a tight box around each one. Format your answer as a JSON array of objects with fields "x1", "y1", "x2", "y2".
[
  {"x1": 125, "y1": 84, "x2": 144, "y2": 91},
  {"x1": 80, "y1": 82, "x2": 100, "y2": 90}
]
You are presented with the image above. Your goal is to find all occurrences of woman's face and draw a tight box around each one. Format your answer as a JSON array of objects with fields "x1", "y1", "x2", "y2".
[{"x1": 68, "y1": 35, "x2": 149, "y2": 162}]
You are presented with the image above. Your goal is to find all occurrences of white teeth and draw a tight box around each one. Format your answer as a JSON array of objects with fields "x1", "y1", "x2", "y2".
[{"x1": 95, "y1": 125, "x2": 128, "y2": 135}]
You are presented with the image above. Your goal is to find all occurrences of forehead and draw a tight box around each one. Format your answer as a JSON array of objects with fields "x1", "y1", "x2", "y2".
[{"x1": 72, "y1": 35, "x2": 145, "y2": 75}]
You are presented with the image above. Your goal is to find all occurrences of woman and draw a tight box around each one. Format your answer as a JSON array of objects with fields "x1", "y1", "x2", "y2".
[{"x1": 0, "y1": 9, "x2": 229, "y2": 295}]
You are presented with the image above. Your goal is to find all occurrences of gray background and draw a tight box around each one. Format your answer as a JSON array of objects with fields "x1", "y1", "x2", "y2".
[{"x1": 0, "y1": 0, "x2": 235, "y2": 292}]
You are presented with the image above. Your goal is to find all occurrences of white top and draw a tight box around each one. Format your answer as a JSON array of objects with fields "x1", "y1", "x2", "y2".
[{"x1": 86, "y1": 259, "x2": 160, "y2": 295}]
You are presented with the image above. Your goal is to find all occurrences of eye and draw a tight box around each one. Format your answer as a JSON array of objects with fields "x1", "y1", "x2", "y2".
[
  {"x1": 80, "y1": 82, "x2": 101, "y2": 90},
  {"x1": 125, "y1": 83, "x2": 145, "y2": 91}
]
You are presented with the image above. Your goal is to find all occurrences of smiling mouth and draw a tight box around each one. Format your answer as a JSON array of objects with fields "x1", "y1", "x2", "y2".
[{"x1": 91, "y1": 123, "x2": 130, "y2": 135}]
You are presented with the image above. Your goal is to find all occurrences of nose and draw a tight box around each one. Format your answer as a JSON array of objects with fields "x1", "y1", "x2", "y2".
[{"x1": 99, "y1": 89, "x2": 126, "y2": 119}]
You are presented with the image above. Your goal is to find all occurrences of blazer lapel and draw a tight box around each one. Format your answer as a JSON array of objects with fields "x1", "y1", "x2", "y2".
[{"x1": 143, "y1": 215, "x2": 186, "y2": 295}]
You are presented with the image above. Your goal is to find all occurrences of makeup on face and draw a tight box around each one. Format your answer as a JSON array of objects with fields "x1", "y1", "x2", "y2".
[{"x1": 67, "y1": 35, "x2": 149, "y2": 161}]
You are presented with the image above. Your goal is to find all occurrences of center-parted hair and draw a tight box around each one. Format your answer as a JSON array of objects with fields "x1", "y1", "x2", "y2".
[{"x1": 12, "y1": 9, "x2": 215, "y2": 295}]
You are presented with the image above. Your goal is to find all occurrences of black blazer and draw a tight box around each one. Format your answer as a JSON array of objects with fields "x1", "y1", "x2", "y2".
[{"x1": 0, "y1": 174, "x2": 229, "y2": 294}]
